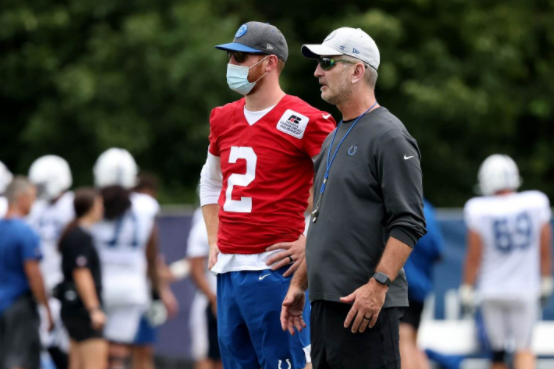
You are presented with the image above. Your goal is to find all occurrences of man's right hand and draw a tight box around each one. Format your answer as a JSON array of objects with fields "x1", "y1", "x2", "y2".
[
  {"x1": 208, "y1": 242, "x2": 220, "y2": 270},
  {"x1": 281, "y1": 285, "x2": 307, "y2": 336}
]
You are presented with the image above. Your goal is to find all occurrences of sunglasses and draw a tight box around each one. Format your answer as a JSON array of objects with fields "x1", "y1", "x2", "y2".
[
  {"x1": 227, "y1": 51, "x2": 250, "y2": 63},
  {"x1": 318, "y1": 57, "x2": 367, "y2": 71}
]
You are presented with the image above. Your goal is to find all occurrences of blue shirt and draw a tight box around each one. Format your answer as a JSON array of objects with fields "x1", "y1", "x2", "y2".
[
  {"x1": 0, "y1": 218, "x2": 42, "y2": 314},
  {"x1": 404, "y1": 199, "x2": 444, "y2": 302}
]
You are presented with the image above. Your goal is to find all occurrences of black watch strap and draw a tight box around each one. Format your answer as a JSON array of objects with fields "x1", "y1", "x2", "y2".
[{"x1": 372, "y1": 272, "x2": 391, "y2": 287}]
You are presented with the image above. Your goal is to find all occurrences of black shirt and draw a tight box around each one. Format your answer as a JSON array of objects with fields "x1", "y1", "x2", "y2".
[
  {"x1": 306, "y1": 107, "x2": 426, "y2": 307},
  {"x1": 60, "y1": 226, "x2": 102, "y2": 303}
]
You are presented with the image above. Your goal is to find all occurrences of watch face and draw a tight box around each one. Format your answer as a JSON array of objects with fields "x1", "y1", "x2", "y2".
[{"x1": 375, "y1": 272, "x2": 389, "y2": 285}]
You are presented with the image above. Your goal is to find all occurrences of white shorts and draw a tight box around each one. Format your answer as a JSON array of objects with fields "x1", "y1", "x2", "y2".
[
  {"x1": 189, "y1": 292, "x2": 209, "y2": 360},
  {"x1": 103, "y1": 305, "x2": 147, "y2": 344},
  {"x1": 480, "y1": 296, "x2": 538, "y2": 351}
]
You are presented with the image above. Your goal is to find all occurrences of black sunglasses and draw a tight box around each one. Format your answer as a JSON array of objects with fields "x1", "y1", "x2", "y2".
[
  {"x1": 227, "y1": 51, "x2": 249, "y2": 63},
  {"x1": 227, "y1": 51, "x2": 271, "y2": 63},
  {"x1": 318, "y1": 57, "x2": 369, "y2": 71},
  {"x1": 317, "y1": 57, "x2": 356, "y2": 70}
]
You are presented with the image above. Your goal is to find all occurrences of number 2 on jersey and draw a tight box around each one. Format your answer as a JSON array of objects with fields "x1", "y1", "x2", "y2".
[
  {"x1": 224, "y1": 147, "x2": 257, "y2": 213},
  {"x1": 493, "y1": 212, "x2": 532, "y2": 253}
]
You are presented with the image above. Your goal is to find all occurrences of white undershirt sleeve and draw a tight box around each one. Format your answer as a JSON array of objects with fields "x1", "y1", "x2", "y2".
[{"x1": 200, "y1": 150, "x2": 223, "y2": 206}]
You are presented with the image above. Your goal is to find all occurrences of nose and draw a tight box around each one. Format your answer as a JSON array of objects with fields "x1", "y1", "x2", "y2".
[{"x1": 314, "y1": 63, "x2": 325, "y2": 78}]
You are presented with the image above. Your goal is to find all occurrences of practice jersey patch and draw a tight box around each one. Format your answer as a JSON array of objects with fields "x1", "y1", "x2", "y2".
[{"x1": 276, "y1": 110, "x2": 310, "y2": 139}]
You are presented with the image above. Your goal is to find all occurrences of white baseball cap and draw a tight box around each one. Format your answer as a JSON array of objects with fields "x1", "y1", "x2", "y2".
[{"x1": 302, "y1": 27, "x2": 380, "y2": 70}]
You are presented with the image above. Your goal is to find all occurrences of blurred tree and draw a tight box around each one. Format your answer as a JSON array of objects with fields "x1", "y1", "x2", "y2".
[{"x1": 1, "y1": 0, "x2": 553, "y2": 206}]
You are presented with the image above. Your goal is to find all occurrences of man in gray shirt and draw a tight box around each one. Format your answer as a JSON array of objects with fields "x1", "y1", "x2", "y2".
[{"x1": 281, "y1": 27, "x2": 426, "y2": 369}]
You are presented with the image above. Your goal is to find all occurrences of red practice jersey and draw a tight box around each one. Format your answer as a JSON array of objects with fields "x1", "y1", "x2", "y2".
[{"x1": 209, "y1": 95, "x2": 336, "y2": 254}]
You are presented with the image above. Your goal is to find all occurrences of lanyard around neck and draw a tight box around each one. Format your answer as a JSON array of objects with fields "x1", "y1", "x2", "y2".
[{"x1": 319, "y1": 101, "x2": 378, "y2": 195}]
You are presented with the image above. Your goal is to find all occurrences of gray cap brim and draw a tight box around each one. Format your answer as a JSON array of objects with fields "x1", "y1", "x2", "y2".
[{"x1": 301, "y1": 44, "x2": 344, "y2": 59}]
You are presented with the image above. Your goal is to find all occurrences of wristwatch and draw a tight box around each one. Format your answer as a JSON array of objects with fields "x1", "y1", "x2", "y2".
[{"x1": 372, "y1": 272, "x2": 391, "y2": 287}]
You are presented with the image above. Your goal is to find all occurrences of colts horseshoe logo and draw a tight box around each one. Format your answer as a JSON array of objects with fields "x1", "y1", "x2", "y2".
[
  {"x1": 348, "y1": 145, "x2": 358, "y2": 156},
  {"x1": 278, "y1": 359, "x2": 292, "y2": 369}
]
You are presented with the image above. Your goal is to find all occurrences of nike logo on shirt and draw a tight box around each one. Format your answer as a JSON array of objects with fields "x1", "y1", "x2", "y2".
[
  {"x1": 404, "y1": 155, "x2": 414, "y2": 160},
  {"x1": 323, "y1": 114, "x2": 331, "y2": 119}
]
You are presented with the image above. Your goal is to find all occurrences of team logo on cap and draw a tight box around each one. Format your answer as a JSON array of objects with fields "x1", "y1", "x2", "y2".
[{"x1": 235, "y1": 24, "x2": 248, "y2": 38}]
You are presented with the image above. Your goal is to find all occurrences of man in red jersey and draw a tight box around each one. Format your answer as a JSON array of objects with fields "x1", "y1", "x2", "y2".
[{"x1": 199, "y1": 21, "x2": 335, "y2": 369}]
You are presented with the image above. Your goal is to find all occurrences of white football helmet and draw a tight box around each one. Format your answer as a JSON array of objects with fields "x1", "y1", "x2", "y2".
[
  {"x1": 0, "y1": 161, "x2": 13, "y2": 194},
  {"x1": 94, "y1": 148, "x2": 138, "y2": 189},
  {"x1": 29, "y1": 155, "x2": 73, "y2": 201},
  {"x1": 477, "y1": 154, "x2": 521, "y2": 196}
]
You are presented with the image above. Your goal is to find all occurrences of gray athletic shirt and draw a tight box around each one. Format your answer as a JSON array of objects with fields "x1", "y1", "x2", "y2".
[{"x1": 306, "y1": 107, "x2": 426, "y2": 308}]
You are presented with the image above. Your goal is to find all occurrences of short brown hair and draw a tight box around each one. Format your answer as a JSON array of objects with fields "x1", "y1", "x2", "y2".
[{"x1": 5, "y1": 176, "x2": 33, "y2": 204}]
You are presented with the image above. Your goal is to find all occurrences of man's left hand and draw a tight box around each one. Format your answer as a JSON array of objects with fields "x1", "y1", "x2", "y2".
[
  {"x1": 340, "y1": 279, "x2": 388, "y2": 333},
  {"x1": 266, "y1": 235, "x2": 306, "y2": 277}
]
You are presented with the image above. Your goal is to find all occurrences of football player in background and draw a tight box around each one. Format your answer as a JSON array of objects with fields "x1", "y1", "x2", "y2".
[
  {"x1": 0, "y1": 160, "x2": 13, "y2": 217},
  {"x1": 461, "y1": 154, "x2": 553, "y2": 369},
  {"x1": 187, "y1": 205, "x2": 221, "y2": 369},
  {"x1": 91, "y1": 148, "x2": 164, "y2": 369},
  {"x1": 200, "y1": 22, "x2": 335, "y2": 368},
  {"x1": 28, "y1": 155, "x2": 75, "y2": 369},
  {"x1": 400, "y1": 199, "x2": 444, "y2": 369},
  {"x1": 132, "y1": 172, "x2": 178, "y2": 369}
]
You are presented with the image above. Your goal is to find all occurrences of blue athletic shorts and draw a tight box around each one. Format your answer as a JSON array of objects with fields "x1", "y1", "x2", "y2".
[
  {"x1": 133, "y1": 315, "x2": 157, "y2": 346},
  {"x1": 217, "y1": 266, "x2": 311, "y2": 369}
]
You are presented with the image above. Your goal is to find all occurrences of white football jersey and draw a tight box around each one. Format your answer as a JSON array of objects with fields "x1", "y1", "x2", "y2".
[
  {"x1": 186, "y1": 208, "x2": 217, "y2": 294},
  {"x1": 465, "y1": 191, "x2": 551, "y2": 299},
  {"x1": 0, "y1": 197, "x2": 7, "y2": 218},
  {"x1": 27, "y1": 191, "x2": 75, "y2": 292},
  {"x1": 92, "y1": 192, "x2": 159, "y2": 307}
]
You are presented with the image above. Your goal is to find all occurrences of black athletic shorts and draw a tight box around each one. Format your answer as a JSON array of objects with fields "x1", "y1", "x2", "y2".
[
  {"x1": 311, "y1": 300, "x2": 403, "y2": 369},
  {"x1": 62, "y1": 312, "x2": 103, "y2": 343},
  {"x1": 206, "y1": 304, "x2": 221, "y2": 360},
  {"x1": 0, "y1": 294, "x2": 41, "y2": 369},
  {"x1": 399, "y1": 299, "x2": 424, "y2": 331}
]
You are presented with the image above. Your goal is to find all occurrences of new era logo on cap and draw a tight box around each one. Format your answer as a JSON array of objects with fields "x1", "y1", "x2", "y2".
[{"x1": 301, "y1": 27, "x2": 380, "y2": 70}]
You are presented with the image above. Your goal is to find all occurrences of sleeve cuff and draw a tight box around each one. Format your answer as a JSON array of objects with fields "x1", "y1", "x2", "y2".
[
  {"x1": 390, "y1": 227, "x2": 417, "y2": 248},
  {"x1": 200, "y1": 194, "x2": 220, "y2": 206}
]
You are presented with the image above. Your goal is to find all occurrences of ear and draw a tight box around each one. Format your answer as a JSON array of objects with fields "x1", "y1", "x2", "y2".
[
  {"x1": 266, "y1": 55, "x2": 279, "y2": 73},
  {"x1": 351, "y1": 63, "x2": 365, "y2": 84}
]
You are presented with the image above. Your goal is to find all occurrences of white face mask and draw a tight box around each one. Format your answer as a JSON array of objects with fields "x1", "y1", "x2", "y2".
[{"x1": 226, "y1": 56, "x2": 269, "y2": 95}]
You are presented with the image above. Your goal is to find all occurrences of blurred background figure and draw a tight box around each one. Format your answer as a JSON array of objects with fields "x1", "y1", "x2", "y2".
[
  {"x1": 132, "y1": 172, "x2": 178, "y2": 369},
  {"x1": 58, "y1": 188, "x2": 107, "y2": 369},
  {"x1": 28, "y1": 155, "x2": 74, "y2": 369},
  {"x1": 400, "y1": 199, "x2": 444, "y2": 369},
  {"x1": 0, "y1": 161, "x2": 13, "y2": 218},
  {"x1": 0, "y1": 176, "x2": 53, "y2": 369},
  {"x1": 91, "y1": 148, "x2": 165, "y2": 369},
  {"x1": 461, "y1": 154, "x2": 553, "y2": 369},
  {"x1": 186, "y1": 205, "x2": 221, "y2": 369}
]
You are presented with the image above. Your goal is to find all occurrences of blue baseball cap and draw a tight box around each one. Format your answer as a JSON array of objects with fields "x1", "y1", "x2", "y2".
[{"x1": 215, "y1": 22, "x2": 289, "y2": 62}]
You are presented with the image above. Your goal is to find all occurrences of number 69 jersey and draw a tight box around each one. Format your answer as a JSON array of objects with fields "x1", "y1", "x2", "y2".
[
  {"x1": 464, "y1": 191, "x2": 552, "y2": 299},
  {"x1": 209, "y1": 95, "x2": 335, "y2": 254},
  {"x1": 92, "y1": 192, "x2": 159, "y2": 307}
]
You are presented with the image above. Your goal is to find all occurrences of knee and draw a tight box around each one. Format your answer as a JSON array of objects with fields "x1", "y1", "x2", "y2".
[{"x1": 108, "y1": 345, "x2": 130, "y2": 369}]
